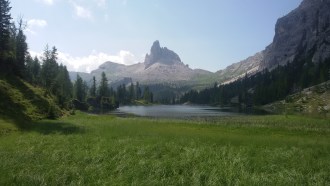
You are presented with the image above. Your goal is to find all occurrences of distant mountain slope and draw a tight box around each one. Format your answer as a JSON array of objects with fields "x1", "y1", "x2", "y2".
[
  {"x1": 216, "y1": 0, "x2": 330, "y2": 84},
  {"x1": 216, "y1": 52, "x2": 263, "y2": 84},
  {"x1": 71, "y1": 41, "x2": 215, "y2": 86}
]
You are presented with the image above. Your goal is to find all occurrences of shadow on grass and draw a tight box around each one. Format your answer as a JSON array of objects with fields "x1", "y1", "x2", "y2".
[
  {"x1": 28, "y1": 120, "x2": 85, "y2": 135},
  {"x1": 0, "y1": 76, "x2": 84, "y2": 135}
]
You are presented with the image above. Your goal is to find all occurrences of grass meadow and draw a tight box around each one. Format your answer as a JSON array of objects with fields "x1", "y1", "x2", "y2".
[{"x1": 0, "y1": 112, "x2": 329, "y2": 185}]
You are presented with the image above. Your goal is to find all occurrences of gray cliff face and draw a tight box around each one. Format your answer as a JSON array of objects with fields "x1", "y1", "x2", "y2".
[
  {"x1": 144, "y1": 40, "x2": 183, "y2": 69},
  {"x1": 217, "y1": 0, "x2": 330, "y2": 84},
  {"x1": 261, "y1": 0, "x2": 330, "y2": 69}
]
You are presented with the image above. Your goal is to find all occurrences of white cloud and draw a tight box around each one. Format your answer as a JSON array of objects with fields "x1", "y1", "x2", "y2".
[
  {"x1": 29, "y1": 50, "x2": 139, "y2": 73},
  {"x1": 26, "y1": 19, "x2": 47, "y2": 35},
  {"x1": 28, "y1": 19, "x2": 47, "y2": 28},
  {"x1": 36, "y1": 0, "x2": 54, "y2": 5},
  {"x1": 72, "y1": 3, "x2": 93, "y2": 20}
]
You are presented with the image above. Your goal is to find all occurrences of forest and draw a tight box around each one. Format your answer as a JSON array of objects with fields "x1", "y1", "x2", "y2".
[
  {"x1": 180, "y1": 52, "x2": 330, "y2": 107},
  {"x1": 0, "y1": 0, "x2": 154, "y2": 115}
]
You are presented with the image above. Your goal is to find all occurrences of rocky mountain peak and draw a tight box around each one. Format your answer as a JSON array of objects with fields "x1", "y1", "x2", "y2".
[
  {"x1": 144, "y1": 40, "x2": 183, "y2": 69},
  {"x1": 261, "y1": 0, "x2": 330, "y2": 69}
]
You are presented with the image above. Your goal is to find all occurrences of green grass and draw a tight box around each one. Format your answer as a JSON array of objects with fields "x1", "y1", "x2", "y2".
[
  {"x1": 0, "y1": 75, "x2": 62, "y2": 127},
  {"x1": 0, "y1": 113, "x2": 330, "y2": 185}
]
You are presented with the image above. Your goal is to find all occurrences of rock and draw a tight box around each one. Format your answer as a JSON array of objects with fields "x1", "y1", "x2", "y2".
[
  {"x1": 81, "y1": 41, "x2": 213, "y2": 85},
  {"x1": 144, "y1": 40, "x2": 183, "y2": 69},
  {"x1": 217, "y1": 0, "x2": 330, "y2": 84},
  {"x1": 261, "y1": 0, "x2": 330, "y2": 69},
  {"x1": 217, "y1": 52, "x2": 264, "y2": 84}
]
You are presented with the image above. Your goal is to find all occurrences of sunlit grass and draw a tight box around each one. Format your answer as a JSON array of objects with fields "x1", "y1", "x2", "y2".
[{"x1": 0, "y1": 113, "x2": 329, "y2": 185}]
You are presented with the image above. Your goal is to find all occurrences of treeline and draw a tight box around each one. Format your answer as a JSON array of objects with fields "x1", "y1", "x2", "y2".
[
  {"x1": 0, "y1": 0, "x2": 28, "y2": 77},
  {"x1": 180, "y1": 54, "x2": 330, "y2": 106},
  {"x1": 0, "y1": 0, "x2": 153, "y2": 115},
  {"x1": 73, "y1": 73, "x2": 154, "y2": 112},
  {"x1": 0, "y1": 0, "x2": 72, "y2": 110}
]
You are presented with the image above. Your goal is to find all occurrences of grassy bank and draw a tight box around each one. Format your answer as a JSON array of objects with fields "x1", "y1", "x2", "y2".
[{"x1": 0, "y1": 113, "x2": 329, "y2": 185}]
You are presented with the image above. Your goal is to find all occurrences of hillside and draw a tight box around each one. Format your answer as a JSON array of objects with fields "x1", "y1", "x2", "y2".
[
  {"x1": 263, "y1": 80, "x2": 330, "y2": 117},
  {"x1": 0, "y1": 75, "x2": 61, "y2": 130},
  {"x1": 217, "y1": 0, "x2": 330, "y2": 84}
]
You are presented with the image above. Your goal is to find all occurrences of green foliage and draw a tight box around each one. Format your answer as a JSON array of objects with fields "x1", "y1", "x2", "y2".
[
  {"x1": 14, "y1": 19, "x2": 28, "y2": 77},
  {"x1": 40, "y1": 45, "x2": 59, "y2": 89},
  {"x1": 143, "y1": 86, "x2": 153, "y2": 103},
  {"x1": 89, "y1": 76, "x2": 96, "y2": 97},
  {"x1": 98, "y1": 72, "x2": 109, "y2": 97},
  {"x1": 0, "y1": 113, "x2": 329, "y2": 184},
  {"x1": 54, "y1": 64, "x2": 73, "y2": 108},
  {"x1": 181, "y1": 56, "x2": 330, "y2": 107},
  {"x1": 73, "y1": 74, "x2": 85, "y2": 102},
  {"x1": 0, "y1": 75, "x2": 61, "y2": 127},
  {"x1": 0, "y1": 0, "x2": 12, "y2": 52},
  {"x1": 74, "y1": 73, "x2": 119, "y2": 113},
  {"x1": 263, "y1": 80, "x2": 330, "y2": 117}
]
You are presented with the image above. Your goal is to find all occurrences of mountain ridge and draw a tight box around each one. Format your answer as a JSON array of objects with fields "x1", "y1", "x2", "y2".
[
  {"x1": 70, "y1": 41, "x2": 215, "y2": 86},
  {"x1": 71, "y1": 0, "x2": 330, "y2": 90},
  {"x1": 218, "y1": 0, "x2": 330, "y2": 84}
]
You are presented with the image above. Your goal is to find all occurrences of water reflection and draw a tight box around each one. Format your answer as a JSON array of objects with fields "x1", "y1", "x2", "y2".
[{"x1": 113, "y1": 105, "x2": 243, "y2": 119}]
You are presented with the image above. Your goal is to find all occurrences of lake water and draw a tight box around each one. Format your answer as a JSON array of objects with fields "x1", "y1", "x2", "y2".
[{"x1": 113, "y1": 105, "x2": 242, "y2": 119}]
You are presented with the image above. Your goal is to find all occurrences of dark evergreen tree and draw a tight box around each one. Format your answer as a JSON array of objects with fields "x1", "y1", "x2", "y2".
[
  {"x1": 135, "y1": 81, "x2": 141, "y2": 100},
  {"x1": 128, "y1": 83, "x2": 134, "y2": 101},
  {"x1": 143, "y1": 86, "x2": 153, "y2": 103},
  {"x1": 0, "y1": 0, "x2": 11, "y2": 51},
  {"x1": 31, "y1": 56, "x2": 41, "y2": 84},
  {"x1": 41, "y1": 45, "x2": 59, "y2": 90},
  {"x1": 116, "y1": 84, "x2": 127, "y2": 104},
  {"x1": 14, "y1": 18, "x2": 27, "y2": 77},
  {"x1": 89, "y1": 76, "x2": 96, "y2": 97},
  {"x1": 54, "y1": 64, "x2": 73, "y2": 108},
  {"x1": 0, "y1": 0, "x2": 12, "y2": 72},
  {"x1": 74, "y1": 74, "x2": 84, "y2": 102},
  {"x1": 98, "y1": 72, "x2": 109, "y2": 97}
]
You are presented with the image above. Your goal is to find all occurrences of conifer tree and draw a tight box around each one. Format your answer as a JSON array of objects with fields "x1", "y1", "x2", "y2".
[
  {"x1": 90, "y1": 76, "x2": 96, "y2": 97},
  {"x1": 0, "y1": 0, "x2": 11, "y2": 51},
  {"x1": 0, "y1": 0, "x2": 12, "y2": 72},
  {"x1": 98, "y1": 72, "x2": 108, "y2": 97},
  {"x1": 14, "y1": 18, "x2": 28, "y2": 77},
  {"x1": 74, "y1": 74, "x2": 84, "y2": 102},
  {"x1": 128, "y1": 83, "x2": 134, "y2": 101}
]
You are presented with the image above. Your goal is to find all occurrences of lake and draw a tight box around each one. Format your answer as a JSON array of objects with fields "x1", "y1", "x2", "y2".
[{"x1": 113, "y1": 105, "x2": 242, "y2": 119}]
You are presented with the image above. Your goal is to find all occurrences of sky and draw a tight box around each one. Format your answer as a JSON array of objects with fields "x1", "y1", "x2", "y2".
[{"x1": 10, "y1": 0, "x2": 302, "y2": 73}]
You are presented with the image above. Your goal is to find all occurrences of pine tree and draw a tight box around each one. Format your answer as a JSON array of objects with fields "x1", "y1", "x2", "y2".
[
  {"x1": 143, "y1": 86, "x2": 153, "y2": 103},
  {"x1": 14, "y1": 18, "x2": 28, "y2": 77},
  {"x1": 89, "y1": 76, "x2": 96, "y2": 97},
  {"x1": 54, "y1": 64, "x2": 73, "y2": 107},
  {"x1": 0, "y1": 0, "x2": 12, "y2": 72},
  {"x1": 135, "y1": 81, "x2": 141, "y2": 100},
  {"x1": 98, "y1": 72, "x2": 108, "y2": 97},
  {"x1": 0, "y1": 0, "x2": 11, "y2": 51},
  {"x1": 41, "y1": 45, "x2": 59, "y2": 90},
  {"x1": 25, "y1": 54, "x2": 33, "y2": 82},
  {"x1": 128, "y1": 83, "x2": 135, "y2": 101},
  {"x1": 31, "y1": 56, "x2": 41, "y2": 84},
  {"x1": 74, "y1": 74, "x2": 84, "y2": 102}
]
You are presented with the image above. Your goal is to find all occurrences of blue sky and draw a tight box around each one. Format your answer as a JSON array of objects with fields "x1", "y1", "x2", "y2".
[{"x1": 11, "y1": 0, "x2": 302, "y2": 72}]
